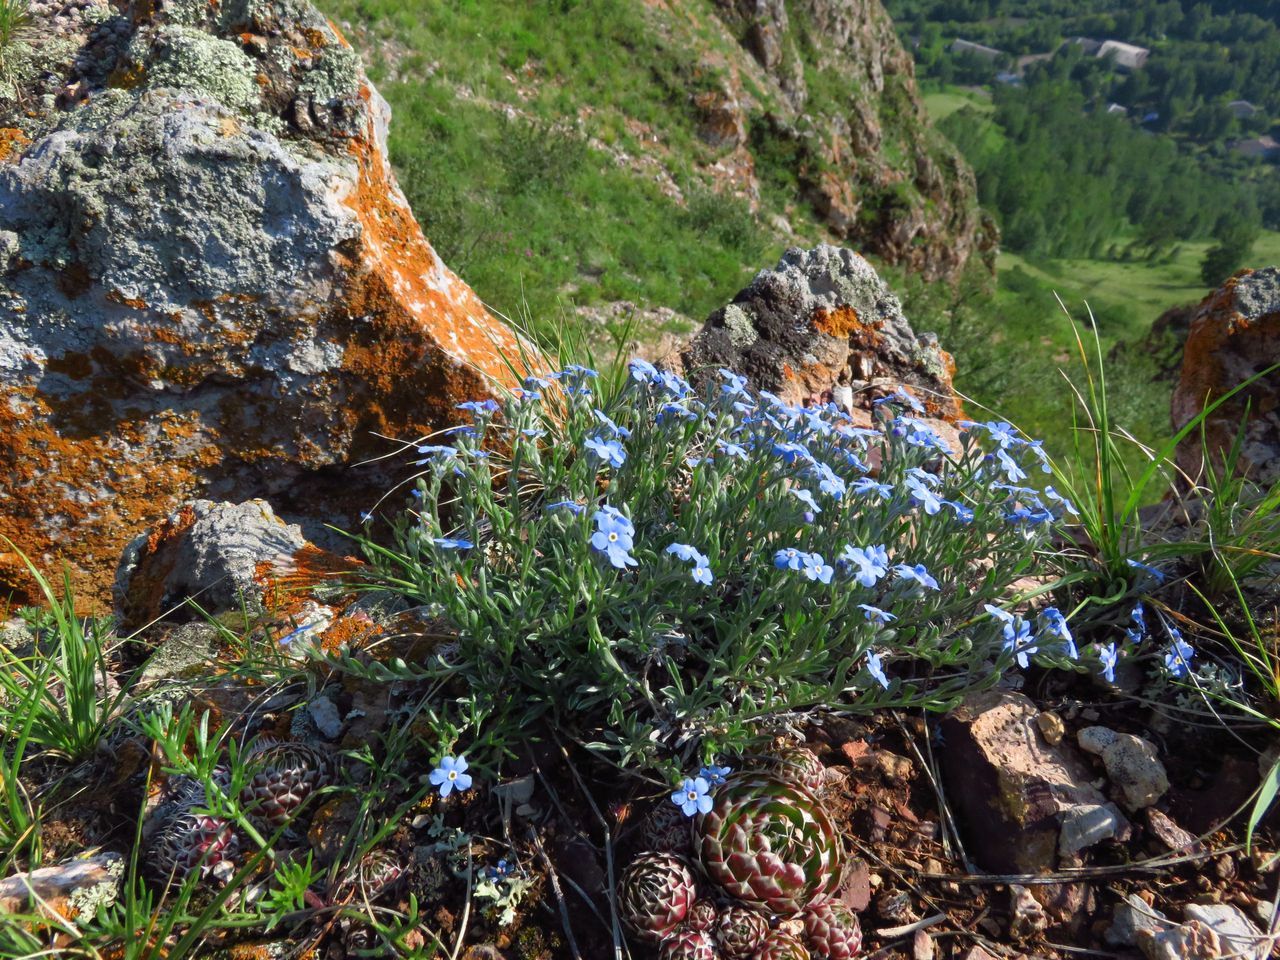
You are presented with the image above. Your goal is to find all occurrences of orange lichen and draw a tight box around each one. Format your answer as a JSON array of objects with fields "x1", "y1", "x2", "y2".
[
  {"x1": 257, "y1": 545, "x2": 362, "y2": 619},
  {"x1": 0, "y1": 128, "x2": 30, "y2": 163},
  {"x1": 813, "y1": 305, "x2": 882, "y2": 343}
]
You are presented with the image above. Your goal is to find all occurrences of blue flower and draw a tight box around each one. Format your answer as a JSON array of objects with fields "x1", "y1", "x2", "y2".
[
  {"x1": 774, "y1": 547, "x2": 805, "y2": 571},
  {"x1": 521, "y1": 375, "x2": 551, "y2": 399},
  {"x1": 894, "y1": 563, "x2": 940, "y2": 591},
  {"x1": 545, "y1": 500, "x2": 585, "y2": 515},
  {"x1": 671, "y1": 777, "x2": 713, "y2": 817},
  {"x1": 1039, "y1": 608, "x2": 1078, "y2": 660},
  {"x1": 590, "y1": 508, "x2": 637, "y2": 569},
  {"x1": 520, "y1": 427, "x2": 547, "y2": 439},
  {"x1": 429, "y1": 755, "x2": 473, "y2": 797},
  {"x1": 585, "y1": 435, "x2": 627, "y2": 469},
  {"x1": 1164, "y1": 630, "x2": 1195, "y2": 678},
  {"x1": 993, "y1": 448, "x2": 1028, "y2": 483},
  {"x1": 853, "y1": 478, "x2": 893, "y2": 499},
  {"x1": 800, "y1": 552, "x2": 834, "y2": 584},
  {"x1": 790, "y1": 488, "x2": 822, "y2": 514},
  {"x1": 551, "y1": 364, "x2": 599, "y2": 381},
  {"x1": 486, "y1": 859, "x2": 513, "y2": 880},
  {"x1": 905, "y1": 474, "x2": 943, "y2": 515},
  {"x1": 656, "y1": 402, "x2": 698, "y2": 424},
  {"x1": 968, "y1": 420, "x2": 1021, "y2": 448},
  {"x1": 666, "y1": 543, "x2": 714, "y2": 585},
  {"x1": 657, "y1": 370, "x2": 693, "y2": 398},
  {"x1": 699, "y1": 765, "x2": 731, "y2": 787},
  {"x1": 593, "y1": 410, "x2": 632, "y2": 439},
  {"x1": 628, "y1": 359, "x2": 659, "y2": 384},
  {"x1": 1126, "y1": 558, "x2": 1166, "y2": 584},
  {"x1": 859, "y1": 604, "x2": 897, "y2": 624},
  {"x1": 773, "y1": 441, "x2": 815, "y2": 466},
  {"x1": 866, "y1": 651, "x2": 890, "y2": 689},
  {"x1": 984, "y1": 603, "x2": 1014, "y2": 623},
  {"x1": 840, "y1": 544, "x2": 890, "y2": 588},
  {"x1": 1043, "y1": 486, "x2": 1078, "y2": 516},
  {"x1": 457, "y1": 399, "x2": 500, "y2": 417},
  {"x1": 1098, "y1": 642, "x2": 1118, "y2": 684},
  {"x1": 718, "y1": 440, "x2": 749, "y2": 459},
  {"x1": 943, "y1": 500, "x2": 975, "y2": 523},
  {"x1": 894, "y1": 417, "x2": 953, "y2": 454},
  {"x1": 1002, "y1": 618, "x2": 1037, "y2": 669},
  {"x1": 1131, "y1": 603, "x2": 1147, "y2": 633},
  {"x1": 415, "y1": 444, "x2": 458, "y2": 466},
  {"x1": 811, "y1": 463, "x2": 847, "y2": 499},
  {"x1": 873, "y1": 389, "x2": 925, "y2": 413},
  {"x1": 718, "y1": 369, "x2": 749, "y2": 397},
  {"x1": 434, "y1": 537, "x2": 473, "y2": 550}
]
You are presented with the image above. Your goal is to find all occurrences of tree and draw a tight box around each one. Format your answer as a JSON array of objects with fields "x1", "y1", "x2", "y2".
[{"x1": 1200, "y1": 222, "x2": 1259, "y2": 286}]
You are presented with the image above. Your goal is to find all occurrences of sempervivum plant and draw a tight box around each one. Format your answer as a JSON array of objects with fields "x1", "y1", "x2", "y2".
[
  {"x1": 697, "y1": 774, "x2": 841, "y2": 915},
  {"x1": 756, "y1": 931, "x2": 812, "y2": 960},
  {"x1": 660, "y1": 927, "x2": 718, "y2": 960},
  {"x1": 684, "y1": 899, "x2": 718, "y2": 931},
  {"x1": 619, "y1": 852, "x2": 698, "y2": 943},
  {"x1": 147, "y1": 784, "x2": 240, "y2": 883},
  {"x1": 802, "y1": 900, "x2": 863, "y2": 959},
  {"x1": 715, "y1": 905, "x2": 770, "y2": 959},
  {"x1": 644, "y1": 800, "x2": 695, "y2": 855},
  {"x1": 240, "y1": 739, "x2": 333, "y2": 830},
  {"x1": 764, "y1": 744, "x2": 827, "y2": 797}
]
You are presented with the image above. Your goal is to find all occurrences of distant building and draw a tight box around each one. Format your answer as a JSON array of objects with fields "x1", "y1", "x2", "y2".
[
  {"x1": 1096, "y1": 40, "x2": 1151, "y2": 71},
  {"x1": 1228, "y1": 99, "x2": 1258, "y2": 119},
  {"x1": 1070, "y1": 37, "x2": 1103, "y2": 56},
  {"x1": 995, "y1": 71, "x2": 1023, "y2": 86},
  {"x1": 1233, "y1": 136, "x2": 1280, "y2": 159},
  {"x1": 950, "y1": 38, "x2": 1005, "y2": 61},
  {"x1": 1016, "y1": 51, "x2": 1055, "y2": 74},
  {"x1": 1141, "y1": 111, "x2": 1161, "y2": 124},
  {"x1": 1105, "y1": 102, "x2": 1128, "y2": 116}
]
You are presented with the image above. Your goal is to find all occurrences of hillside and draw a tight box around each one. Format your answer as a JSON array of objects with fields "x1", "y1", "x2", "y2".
[{"x1": 319, "y1": 0, "x2": 994, "y2": 332}]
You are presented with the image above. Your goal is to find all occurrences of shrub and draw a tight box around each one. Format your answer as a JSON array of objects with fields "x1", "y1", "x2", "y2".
[{"x1": 358, "y1": 364, "x2": 1084, "y2": 778}]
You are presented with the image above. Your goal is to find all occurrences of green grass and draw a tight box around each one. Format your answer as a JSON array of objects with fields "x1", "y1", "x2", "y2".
[{"x1": 921, "y1": 84, "x2": 994, "y2": 123}]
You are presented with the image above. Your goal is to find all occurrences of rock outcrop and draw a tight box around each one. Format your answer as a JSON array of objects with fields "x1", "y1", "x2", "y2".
[
  {"x1": 0, "y1": 0, "x2": 533, "y2": 607},
  {"x1": 1171, "y1": 267, "x2": 1280, "y2": 486},
  {"x1": 707, "y1": 0, "x2": 996, "y2": 280},
  {"x1": 683, "y1": 245, "x2": 962, "y2": 426}
]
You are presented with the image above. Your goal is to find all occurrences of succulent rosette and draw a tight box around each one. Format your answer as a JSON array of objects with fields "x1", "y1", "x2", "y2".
[
  {"x1": 697, "y1": 774, "x2": 842, "y2": 914},
  {"x1": 240, "y1": 739, "x2": 333, "y2": 829},
  {"x1": 802, "y1": 900, "x2": 864, "y2": 959},
  {"x1": 644, "y1": 800, "x2": 695, "y2": 855},
  {"x1": 660, "y1": 927, "x2": 718, "y2": 960},
  {"x1": 756, "y1": 931, "x2": 812, "y2": 960},
  {"x1": 684, "y1": 899, "x2": 719, "y2": 931},
  {"x1": 148, "y1": 786, "x2": 240, "y2": 882},
  {"x1": 619, "y1": 852, "x2": 698, "y2": 943},
  {"x1": 764, "y1": 744, "x2": 827, "y2": 797},
  {"x1": 715, "y1": 905, "x2": 771, "y2": 959}
]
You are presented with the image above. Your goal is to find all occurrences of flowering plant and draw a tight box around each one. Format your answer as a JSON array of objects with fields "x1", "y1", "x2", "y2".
[{"x1": 364, "y1": 362, "x2": 1083, "y2": 774}]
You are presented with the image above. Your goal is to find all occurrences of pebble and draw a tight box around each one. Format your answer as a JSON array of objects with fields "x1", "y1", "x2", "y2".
[
  {"x1": 1037, "y1": 710, "x2": 1065, "y2": 745},
  {"x1": 1183, "y1": 903, "x2": 1271, "y2": 960}
]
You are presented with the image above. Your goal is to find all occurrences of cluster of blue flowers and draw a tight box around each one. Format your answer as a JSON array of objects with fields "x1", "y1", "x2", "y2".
[{"x1": 1094, "y1": 601, "x2": 1196, "y2": 684}]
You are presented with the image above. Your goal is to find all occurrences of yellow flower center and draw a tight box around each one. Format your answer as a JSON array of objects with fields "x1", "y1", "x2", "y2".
[
  {"x1": 609, "y1": 532, "x2": 618, "y2": 542},
  {"x1": 448, "y1": 771, "x2": 458, "y2": 781}
]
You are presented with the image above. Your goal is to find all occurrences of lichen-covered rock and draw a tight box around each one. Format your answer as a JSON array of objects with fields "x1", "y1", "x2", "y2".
[
  {"x1": 0, "y1": 0, "x2": 534, "y2": 609},
  {"x1": 1172, "y1": 267, "x2": 1280, "y2": 486},
  {"x1": 683, "y1": 245, "x2": 962, "y2": 428},
  {"x1": 0, "y1": 852, "x2": 124, "y2": 920},
  {"x1": 1077, "y1": 726, "x2": 1170, "y2": 812}
]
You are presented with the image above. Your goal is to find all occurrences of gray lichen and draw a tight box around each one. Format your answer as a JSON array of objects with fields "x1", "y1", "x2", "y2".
[
  {"x1": 136, "y1": 26, "x2": 261, "y2": 115},
  {"x1": 299, "y1": 45, "x2": 361, "y2": 104}
]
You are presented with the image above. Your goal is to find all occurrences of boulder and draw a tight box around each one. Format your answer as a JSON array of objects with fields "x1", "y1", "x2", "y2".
[
  {"x1": 682, "y1": 244, "x2": 962, "y2": 431},
  {"x1": 939, "y1": 690, "x2": 1129, "y2": 874},
  {"x1": 1172, "y1": 267, "x2": 1280, "y2": 486},
  {"x1": 0, "y1": 0, "x2": 534, "y2": 609}
]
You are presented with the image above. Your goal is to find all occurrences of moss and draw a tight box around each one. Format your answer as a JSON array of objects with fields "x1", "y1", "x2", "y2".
[{"x1": 137, "y1": 27, "x2": 261, "y2": 116}]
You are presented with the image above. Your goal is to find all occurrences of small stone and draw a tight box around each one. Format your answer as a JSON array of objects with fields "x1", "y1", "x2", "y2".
[
  {"x1": 1183, "y1": 903, "x2": 1269, "y2": 960},
  {"x1": 1106, "y1": 893, "x2": 1172, "y2": 947},
  {"x1": 307, "y1": 695, "x2": 344, "y2": 740},
  {"x1": 958, "y1": 949, "x2": 998, "y2": 960},
  {"x1": 1078, "y1": 726, "x2": 1169, "y2": 811},
  {"x1": 1008, "y1": 884, "x2": 1048, "y2": 940},
  {"x1": 140, "y1": 622, "x2": 220, "y2": 682},
  {"x1": 912, "y1": 928, "x2": 934, "y2": 960},
  {"x1": 1137, "y1": 920, "x2": 1222, "y2": 960},
  {"x1": 1037, "y1": 710, "x2": 1065, "y2": 745},
  {"x1": 1059, "y1": 802, "x2": 1130, "y2": 857},
  {"x1": 1145, "y1": 808, "x2": 1201, "y2": 853}
]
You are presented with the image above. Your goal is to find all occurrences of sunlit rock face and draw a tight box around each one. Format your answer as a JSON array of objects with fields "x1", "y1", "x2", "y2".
[{"x1": 0, "y1": 0, "x2": 533, "y2": 607}]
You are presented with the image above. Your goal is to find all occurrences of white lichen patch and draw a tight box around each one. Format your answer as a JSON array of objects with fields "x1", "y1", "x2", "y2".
[{"x1": 134, "y1": 27, "x2": 261, "y2": 116}]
